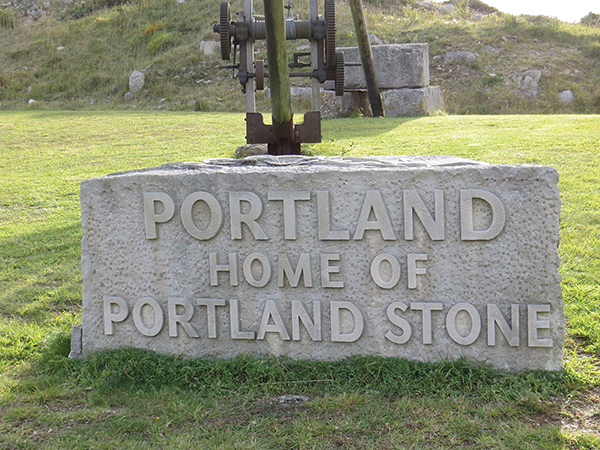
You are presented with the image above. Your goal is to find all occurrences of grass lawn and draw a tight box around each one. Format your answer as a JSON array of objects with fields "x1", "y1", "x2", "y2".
[{"x1": 0, "y1": 111, "x2": 599, "y2": 449}]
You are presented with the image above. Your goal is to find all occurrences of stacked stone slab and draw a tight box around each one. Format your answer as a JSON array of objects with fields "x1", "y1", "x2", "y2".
[{"x1": 322, "y1": 43, "x2": 444, "y2": 117}]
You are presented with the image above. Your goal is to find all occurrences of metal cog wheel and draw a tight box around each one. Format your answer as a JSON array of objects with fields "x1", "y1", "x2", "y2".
[
  {"x1": 220, "y1": 2, "x2": 232, "y2": 60},
  {"x1": 325, "y1": 0, "x2": 336, "y2": 71},
  {"x1": 334, "y1": 51, "x2": 344, "y2": 96}
]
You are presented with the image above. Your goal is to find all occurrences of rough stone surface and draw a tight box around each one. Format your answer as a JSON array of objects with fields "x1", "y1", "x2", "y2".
[
  {"x1": 558, "y1": 90, "x2": 575, "y2": 105},
  {"x1": 200, "y1": 40, "x2": 219, "y2": 56},
  {"x1": 481, "y1": 45, "x2": 499, "y2": 54},
  {"x1": 320, "y1": 90, "x2": 370, "y2": 118},
  {"x1": 124, "y1": 92, "x2": 134, "y2": 101},
  {"x1": 382, "y1": 87, "x2": 444, "y2": 116},
  {"x1": 79, "y1": 156, "x2": 564, "y2": 371},
  {"x1": 235, "y1": 144, "x2": 267, "y2": 158},
  {"x1": 517, "y1": 70, "x2": 542, "y2": 99},
  {"x1": 129, "y1": 70, "x2": 145, "y2": 94},
  {"x1": 438, "y1": 4, "x2": 455, "y2": 14},
  {"x1": 329, "y1": 44, "x2": 430, "y2": 90},
  {"x1": 418, "y1": 1, "x2": 435, "y2": 10},
  {"x1": 444, "y1": 50, "x2": 478, "y2": 64}
]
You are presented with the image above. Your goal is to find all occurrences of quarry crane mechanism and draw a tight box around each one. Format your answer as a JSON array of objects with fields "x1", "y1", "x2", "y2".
[{"x1": 213, "y1": 0, "x2": 345, "y2": 155}]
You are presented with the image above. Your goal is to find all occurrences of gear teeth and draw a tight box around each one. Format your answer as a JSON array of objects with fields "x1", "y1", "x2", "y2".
[{"x1": 220, "y1": 2, "x2": 232, "y2": 60}]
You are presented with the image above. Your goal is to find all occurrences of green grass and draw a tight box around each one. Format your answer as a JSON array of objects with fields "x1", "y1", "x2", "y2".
[{"x1": 1, "y1": 111, "x2": 600, "y2": 448}]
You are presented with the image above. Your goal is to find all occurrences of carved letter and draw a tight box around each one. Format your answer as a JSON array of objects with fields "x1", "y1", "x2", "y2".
[
  {"x1": 143, "y1": 192, "x2": 175, "y2": 239},
  {"x1": 168, "y1": 297, "x2": 199, "y2": 338},
  {"x1": 257, "y1": 300, "x2": 291, "y2": 340},
  {"x1": 321, "y1": 253, "x2": 344, "y2": 288},
  {"x1": 446, "y1": 302, "x2": 481, "y2": 346},
  {"x1": 370, "y1": 253, "x2": 401, "y2": 289},
  {"x1": 316, "y1": 191, "x2": 350, "y2": 240},
  {"x1": 229, "y1": 191, "x2": 268, "y2": 240},
  {"x1": 407, "y1": 254, "x2": 427, "y2": 289},
  {"x1": 291, "y1": 300, "x2": 322, "y2": 341},
  {"x1": 181, "y1": 191, "x2": 222, "y2": 240},
  {"x1": 460, "y1": 189, "x2": 506, "y2": 241},
  {"x1": 278, "y1": 253, "x2": 313, "y2": 287},
  {"x1": 528, "y1": 304, "x2": 553, "y2": 347},
  {"x1": 267, "y1": 191, "x2": 310, "y2": 240},
  {"x1": 487, "y1": 304, "x2": 520, "y2": 347},
  {"x1": 331, "y1": 301, "x2": 364, "y2": 342},
  {"x1": 197, "y1": 298, "x2": 227, "y2": 338},
  {"x1": 132, "y1": 297, "x2": 164, "y2": 337},
  {"x1": 230, "y1": 299, "x2": 255, "y2": 339},
  {"x1": 410, "y1": 302, "x2": 443, "y2": 345},
  {"x1": 385, "y1": 302, "x2": 412, "y2": 344},
  {"x1": 403, "y1": 189, "x2": 445, "y2": 241},
  {"x1": 243, "y1": 253, "x2": 271, "y2": 288},
  {"x1": 209, "y1": 252, "x2": 238, "y2": 286},
  {"x1": 353, "y1": 190, "x2": 396, "y2": 240},
  {"x1": 103, "y1": 296, "x2": 129, "y2": 335}
]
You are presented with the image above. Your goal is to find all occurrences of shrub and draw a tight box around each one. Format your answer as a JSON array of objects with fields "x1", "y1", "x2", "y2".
[
  {"x1": 580, "y1": 12, "x2": 600, "y2": 28},
  {"x1": 0, "y1": 7, "x2": 15, "y2": 28}
]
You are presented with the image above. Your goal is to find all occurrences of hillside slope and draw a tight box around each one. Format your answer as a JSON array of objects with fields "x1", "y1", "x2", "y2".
[{"x1": 0, "y1": 0, "x2": 599, "y2": 114}]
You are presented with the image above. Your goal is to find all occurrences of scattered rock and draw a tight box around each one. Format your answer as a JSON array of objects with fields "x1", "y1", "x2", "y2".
[
  {"x1": 558, "y1": 90, "x2": 575, "y2": 105},
  {"x1": 369, "y1": 33, "x2": 382, "y2": 45},
  {"x1": 28, "y1": 99, "x2": 37, "y2": 104},
  {"x1": 27, "y1": 86, "x2": 32, "y2": 92},
  {"x1": 129, "y1": 70, "x2": 145, "y2": 94},
  {"x1": 481, "y1": 45, "x2": 499, "y2": 54},
  {"x1": 443, "y1": 50, "x2": 478, "y2": 63},
  {"x1": 296, "y1": 44, "x2": 310, "y2": 51},
  {"x1": 516, "y1": 70, "x2": 542, "y2": 99},
  {"x1": 417, "y1": 1, "x2": 435, "y2": 10},
  {"x1": 471, "y1": 13, "x2": 484, "y2": 21},
  {"x1": 56, "y1": 46, "x2": 65, "y2": 51},
  {"x1": 276, "y1": 395, "x2": 311, "y2": 405},
  {"x1": 200, "y1": 40, "x2": 219, "y2": 56},
  {"x1": 124, "y1": 92, "x2": 134, "y2": 101},
  {"x1": 438, "y1": 4, "x2": 455, "y2": 14},
  {"x1": 176, "y1": 0, "x2": 185, "y2": 3}
]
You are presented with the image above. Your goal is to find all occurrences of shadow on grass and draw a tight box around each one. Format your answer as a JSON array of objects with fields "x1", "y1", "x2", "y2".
[{"x1": 0, "y1": 222, "x2": 82, "y2": 321}]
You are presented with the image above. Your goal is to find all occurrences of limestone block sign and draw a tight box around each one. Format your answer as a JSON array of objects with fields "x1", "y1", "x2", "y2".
[{"x1": 78, "y1": 155, "x2": 564, "y2": 371}]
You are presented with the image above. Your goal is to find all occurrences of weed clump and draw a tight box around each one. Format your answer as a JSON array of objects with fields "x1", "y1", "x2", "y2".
[{"x1": 0, "y1": 7, "x2": 15, "y2": 28}]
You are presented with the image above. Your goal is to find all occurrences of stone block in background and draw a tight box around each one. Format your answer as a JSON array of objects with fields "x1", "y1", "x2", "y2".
[
  {"x1": 327, "y1": 44, "x2": 430, "y2": 91},
  {"x1": 382, "y1": 86, "x2": 445, "y2": 116}
]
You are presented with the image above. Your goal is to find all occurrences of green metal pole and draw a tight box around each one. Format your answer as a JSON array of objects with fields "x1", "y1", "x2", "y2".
[
  {"x1": 349, "y1": 0, "x2": 384, "y2": 117},
  {"x1": 263, "y1": 0, "x2": 293, "y2": 126}
]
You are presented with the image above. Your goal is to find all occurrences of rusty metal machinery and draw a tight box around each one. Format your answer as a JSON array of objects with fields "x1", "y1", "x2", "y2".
[{"x1": 213, "y1": 0, "x2": 345, "y2": 155}]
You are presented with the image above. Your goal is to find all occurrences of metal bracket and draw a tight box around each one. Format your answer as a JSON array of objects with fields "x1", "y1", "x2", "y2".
[{"x1": 246, "y1": 111, "x2": 321, "y2": 144}]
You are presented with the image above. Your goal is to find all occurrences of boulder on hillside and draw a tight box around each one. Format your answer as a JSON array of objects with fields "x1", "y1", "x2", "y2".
[
  {"x1": 438, "y1": 4, "x2": 455, "y2": 14},
  {"x1": 129, "y1": 70, "x2": 145, "y2": 94},
  {"x1": 516, "y1": 70, "x2": 542, "y2": 99},
  {"x1": 200, "y1": 40, "x2": 219, "y2": 56},
  {"x1": 443, "y1": 50, "x2": 478, "y2": 63},
  {"x1": 558, "y1": 90, "x2": 575, "y2": 105}
]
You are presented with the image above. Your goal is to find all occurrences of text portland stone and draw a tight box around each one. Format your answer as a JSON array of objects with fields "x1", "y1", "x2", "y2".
[{"x1": 78, "y1": 155, "x2": 564, "y2": 371}]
